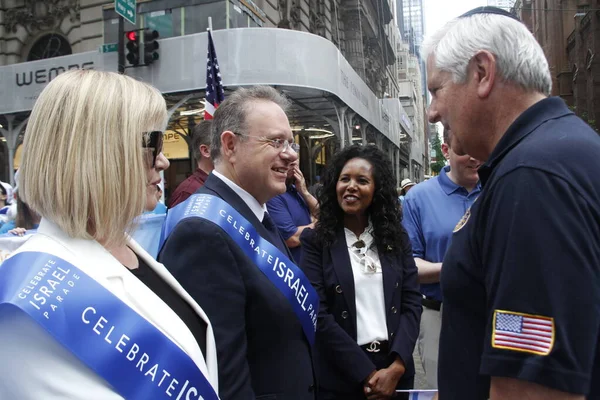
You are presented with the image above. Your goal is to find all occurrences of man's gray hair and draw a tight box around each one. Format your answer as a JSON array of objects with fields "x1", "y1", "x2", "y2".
[
  {"x1": 210, "y1": 86, "x2": 291, "y2": 161},
  {"x1": 421, "y1": 13, "x2": 552, "y2": 96}
]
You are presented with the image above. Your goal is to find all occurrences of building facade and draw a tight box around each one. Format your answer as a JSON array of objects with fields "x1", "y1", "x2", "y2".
[
  {"x1": 397, "y1": 38, "x2": 426, "y2": 181},
  {"x1": 0, "y1": 0, "x2": 415, "y2": 188},
  {"x1": 398, "y1": 0, "x2": 423, "y2": 56},
  {"x1": 512, "y1": 0, "x2": 600, "y2": 132}
]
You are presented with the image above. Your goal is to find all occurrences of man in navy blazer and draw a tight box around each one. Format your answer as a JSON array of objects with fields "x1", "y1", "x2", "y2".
[{"x1": 159, "y1": 86, "x2": 316, "y2": 400}]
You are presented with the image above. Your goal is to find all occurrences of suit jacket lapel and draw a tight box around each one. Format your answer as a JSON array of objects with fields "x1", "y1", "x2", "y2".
[
  {"x1": 128, "y1": 237, "x2": 219, "y2": 390},
  {"x1": 330, "y1": 229, "x2": 357, "y2": 333},
  {"x1": 378, "y1": 247, "x2": 399, "y2": 311}
]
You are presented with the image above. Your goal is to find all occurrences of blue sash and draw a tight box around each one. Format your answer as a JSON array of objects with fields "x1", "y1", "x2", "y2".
[
  {"x1": 0, "y1": 251, "x2": 218, "y2": 400},
  {"x1": 159, "y1": 194, "x2": 318, "y2": 345}
]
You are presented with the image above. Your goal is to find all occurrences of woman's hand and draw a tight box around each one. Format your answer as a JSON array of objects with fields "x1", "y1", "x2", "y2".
[
  {"x1": 364, "y1": 357, "x2": 406, "y2": 399},
  {"x1": 8, "y1": 227, "x2": 27, "y2": 237}
]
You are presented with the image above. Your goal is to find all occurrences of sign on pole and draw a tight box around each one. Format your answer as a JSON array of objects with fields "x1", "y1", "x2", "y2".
[
  {"x1": 100, "y1": 43, "x2": 118, "y2": 53},
  {"x1": 115, "y1": 0, "x2": 136, "y2": 25}
]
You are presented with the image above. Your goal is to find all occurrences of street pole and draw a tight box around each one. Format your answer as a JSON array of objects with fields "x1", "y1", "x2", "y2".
[{"x1": 118, "y1": 16, "x2": 125, "y2": 74}]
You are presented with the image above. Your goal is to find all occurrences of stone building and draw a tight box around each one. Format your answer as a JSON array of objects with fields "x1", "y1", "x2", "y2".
[
  {"x1": 397, "y1": 38, "x2": 426, "y2": 181},
  {"x1": 1, "y1": 0, "x2": 415, "y2": 188},
  {"x1": 513, "y1": 0, "x2": 600, "y2": 130}
]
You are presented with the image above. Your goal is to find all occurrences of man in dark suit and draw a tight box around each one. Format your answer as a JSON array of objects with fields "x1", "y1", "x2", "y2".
[{"x1": 159, "y1": 86, "x2": 316, "y2": 400}]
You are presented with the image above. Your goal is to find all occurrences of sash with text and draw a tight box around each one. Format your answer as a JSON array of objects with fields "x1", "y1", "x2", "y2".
[
  {"x1": 0, "y1": 251, "x2": 219, "y2": 400},
  {"x1": 160, "y1": 194, "x2": 318, "y2": 345}
]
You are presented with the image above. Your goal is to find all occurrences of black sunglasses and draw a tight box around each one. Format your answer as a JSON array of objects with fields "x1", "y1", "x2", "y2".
[{"x1": 142, "y1": 130, "x2": 164, "y2": 168}]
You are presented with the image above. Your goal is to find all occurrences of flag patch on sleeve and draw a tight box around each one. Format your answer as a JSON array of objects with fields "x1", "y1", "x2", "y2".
[{"x1": 492, "y1": 310, "x2": 554, "y2": 356}]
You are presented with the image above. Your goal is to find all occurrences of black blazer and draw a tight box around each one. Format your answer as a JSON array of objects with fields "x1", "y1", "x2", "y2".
[
  {"x1": 300, "y1": 227, "x2": 422, "y2": 394},
  {"x1": 159, "y1": 174, "x2": 316, "y2": 400}
]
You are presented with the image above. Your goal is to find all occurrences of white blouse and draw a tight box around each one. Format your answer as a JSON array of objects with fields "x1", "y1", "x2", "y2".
[{"x1": 344, "y1": 224, "x2": 389, "y2": 346}]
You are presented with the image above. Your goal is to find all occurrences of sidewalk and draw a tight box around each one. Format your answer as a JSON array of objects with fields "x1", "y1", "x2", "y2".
[{"x1": 413, "y1": 347, "x2": 435, "y2": 390}]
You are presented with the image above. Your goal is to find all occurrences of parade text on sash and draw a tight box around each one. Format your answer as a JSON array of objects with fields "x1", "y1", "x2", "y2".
[
  {"x1": 160, "y1": 194, "x2": 319, "y2": 345},
  {"x1": 0, "y1": 251, "x2": 219, "y2": 400}
]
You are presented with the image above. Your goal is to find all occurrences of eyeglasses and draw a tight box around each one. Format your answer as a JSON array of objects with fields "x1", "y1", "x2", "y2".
[
  {"x1": 234, "y1": 132, "x2": 300, "y2": 154},
  {"x1": 142, "y1": 130, "x2": 164, "y2": 167}
]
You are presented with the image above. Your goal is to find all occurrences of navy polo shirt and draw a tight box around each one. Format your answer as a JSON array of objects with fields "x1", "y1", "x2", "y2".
[
  {"x1": 439, "y1": 97, "x2": 600, "y2": 399},
  {"x1": 266, "y1": 185, "x2": 312, "y2": 263},
  {"x1": 402, "y1": 165, "x2": 480, "y2": 302}
]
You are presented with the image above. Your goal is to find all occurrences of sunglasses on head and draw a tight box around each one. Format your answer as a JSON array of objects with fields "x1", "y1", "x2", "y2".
[{"x1": 142, "y1": 130, "x2": 164, "y2": 168}]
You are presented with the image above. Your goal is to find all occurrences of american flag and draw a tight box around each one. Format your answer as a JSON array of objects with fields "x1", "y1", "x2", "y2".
[
  {"x1": 204, "y1": 30, "x2": 225, "y2": 120},
  {"x1": 492, "y1": 310, "x2": 554, "y2": 355}
]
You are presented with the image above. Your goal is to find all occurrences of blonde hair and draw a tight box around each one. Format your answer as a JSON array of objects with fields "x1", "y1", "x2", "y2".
[{"x1": 20, "y1": 70, "x2": 167, "y2": 246}]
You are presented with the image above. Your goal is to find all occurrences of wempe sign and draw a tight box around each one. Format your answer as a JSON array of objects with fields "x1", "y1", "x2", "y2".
[
  {"x1": 0, "y1": 51, "x2": 115, "y2": 114},
  {"x1": 16, "y1": 62, "x2": 94, "y2": 87}
]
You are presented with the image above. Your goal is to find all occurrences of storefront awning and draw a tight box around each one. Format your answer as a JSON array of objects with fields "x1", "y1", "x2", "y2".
[{"x1": 0, "y1": 28, "x2": 412, "y2": 148}]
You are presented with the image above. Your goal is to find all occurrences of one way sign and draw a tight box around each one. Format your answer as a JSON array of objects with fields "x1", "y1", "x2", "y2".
[{"x1": 115, "y1": 0, "x2": 136, "y2": 25}]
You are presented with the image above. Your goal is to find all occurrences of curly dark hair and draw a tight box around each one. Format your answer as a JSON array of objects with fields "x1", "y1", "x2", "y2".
[{"x1": 315, "y1": 144, "x2": 406, "y2": 252}]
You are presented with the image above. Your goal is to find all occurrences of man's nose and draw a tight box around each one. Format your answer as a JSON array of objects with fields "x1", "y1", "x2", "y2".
[
  {"x1": 281, "y1": 147, "x2": 298, "y2": 162},
  {"x1": 427, "y1": 104, "x2": 440, "y2": 124}
]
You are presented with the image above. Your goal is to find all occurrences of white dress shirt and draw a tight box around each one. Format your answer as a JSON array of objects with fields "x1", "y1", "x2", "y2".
[
  {"x1": 212, "y1": 170, "x2": 267, "y2": 222},
  {"x1": 345, "y1": 223, "x2": 389, "y2": 346}
]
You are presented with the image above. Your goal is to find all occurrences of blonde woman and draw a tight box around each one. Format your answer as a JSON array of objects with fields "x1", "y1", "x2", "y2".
[{"x1": 0, "y1": 70, "x2": 219, "y2": 399}]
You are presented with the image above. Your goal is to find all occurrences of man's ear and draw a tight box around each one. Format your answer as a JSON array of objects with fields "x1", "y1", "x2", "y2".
[
  {"x1": 441, "y1": 142, "x2": 451, "y2": 160},
  {"x1": 220, "y1": 131, "x2": 237, "y2": 162},
  {"x1": 199, "y1": 144, "x2": 211, "y2": 158},
  {"x1": 470, "y1": 50, "x2": 496, "y2": 99}
]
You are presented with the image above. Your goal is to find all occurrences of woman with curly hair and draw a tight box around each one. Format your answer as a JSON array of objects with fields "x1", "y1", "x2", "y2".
[{"x1": 300, "y1": 144, "x2": 422, "y2": 400}]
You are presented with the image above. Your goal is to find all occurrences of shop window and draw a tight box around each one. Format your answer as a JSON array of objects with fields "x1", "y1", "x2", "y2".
[
  {"x1": 229, "y1": 2, "x2": 250, "y2": 28},
  {"x1": 145, "y1": 10, "x2": 175, "y2": 38},
  {"x1": 184, "y1": 2, "x2": 227, "y2": 34}
]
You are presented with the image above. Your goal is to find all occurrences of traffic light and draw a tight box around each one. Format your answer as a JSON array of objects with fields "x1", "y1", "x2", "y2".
[
  {"x1": 125, "y1": 30, "x2": 139, "y2": 66},
  {"x1": 143, "y1": 29, "x2": 160, "y2": 64}
]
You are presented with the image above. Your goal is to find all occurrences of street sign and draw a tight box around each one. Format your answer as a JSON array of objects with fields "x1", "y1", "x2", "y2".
[
  {"x1": 115, "y1": 0, "x2": 136, "y2": 25},
  {"x1": 100, "y1": 43, "x2": 118, "y2": 53}
]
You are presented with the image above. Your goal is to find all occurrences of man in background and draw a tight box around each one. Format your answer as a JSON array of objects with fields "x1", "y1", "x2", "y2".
[
  {"x1": 401, "y1": 128, "x2": 481, "y2": 388},
  {"x1": 267, "y1": 161, "x2": 318, "y2": 263},
  {"x1": 398, "y1": 178, "x2": 416, "y2": 205},
  {"x1": 169, "y1": 120, "x2": 214, "y2": 207},
  {"x1": 308, "y1": 175, "x2": 322, "y2": 197}
]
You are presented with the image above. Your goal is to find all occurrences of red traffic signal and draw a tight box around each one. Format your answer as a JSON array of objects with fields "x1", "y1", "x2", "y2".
[{"x1": 125, "y1": 30, "x2": 139, "y2": 66}]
